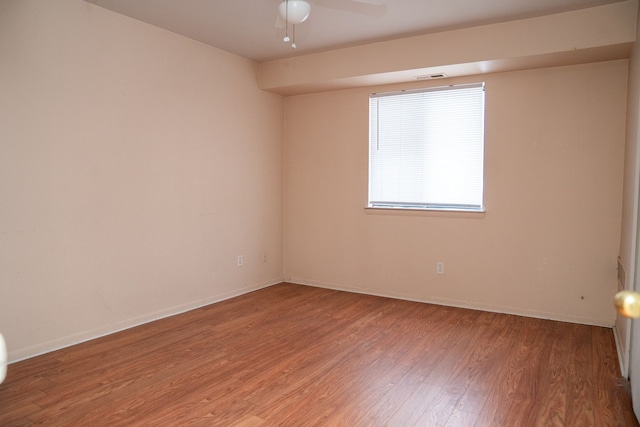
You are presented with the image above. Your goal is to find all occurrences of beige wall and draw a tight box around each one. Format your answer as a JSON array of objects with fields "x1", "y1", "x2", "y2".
[
  {"x1": 284, "y1": 60, "x2": 627, "y2": 327},
  {"x1": 0, "y1": 0, "x2": 633, "y2": 364},
  {"x1": 0, "y1": 0, "x2": 284, "y2": 362},
  {"x1": 617, "y1": 3, "x2": 640, "y2": 376}
]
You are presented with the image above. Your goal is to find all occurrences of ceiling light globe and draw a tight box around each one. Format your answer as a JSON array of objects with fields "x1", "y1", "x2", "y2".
[{"x1": 279, "y1": 1, "x2": 311, "y2": 25}]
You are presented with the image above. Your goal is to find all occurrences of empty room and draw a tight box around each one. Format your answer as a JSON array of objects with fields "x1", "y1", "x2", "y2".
[{"x1": 2, "y1": 0, "x2": 640, "y2": 425}]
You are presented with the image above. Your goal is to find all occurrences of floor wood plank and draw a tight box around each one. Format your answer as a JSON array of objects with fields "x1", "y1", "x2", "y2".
[{"x1": 0, "y1": 283, "x2": 637, "y2": 426}]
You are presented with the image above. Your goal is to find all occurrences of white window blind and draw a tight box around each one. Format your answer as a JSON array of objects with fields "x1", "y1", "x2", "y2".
[{"x1": 369, "y1": 83, "x2": 485, "y2": 211}]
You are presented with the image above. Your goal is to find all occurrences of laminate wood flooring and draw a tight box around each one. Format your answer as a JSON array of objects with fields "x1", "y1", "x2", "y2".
[{"x1": 1, "y1": 283, "x2": 637, "y2": 426}]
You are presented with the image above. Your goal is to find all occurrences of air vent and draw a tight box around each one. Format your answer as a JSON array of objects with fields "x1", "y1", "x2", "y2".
[{"x1": 416, "y1": 73, "x2": 447, "y2": 80}]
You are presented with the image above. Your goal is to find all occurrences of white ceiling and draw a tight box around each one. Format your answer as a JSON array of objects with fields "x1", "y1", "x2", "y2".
[{"x1": 87, "y1": 0, "x2": 626, "y2": 63}]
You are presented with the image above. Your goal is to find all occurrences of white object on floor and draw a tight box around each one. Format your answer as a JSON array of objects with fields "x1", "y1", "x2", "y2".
[{"x1": 0, "y1": 333, "x2": 6, "y2": 383}]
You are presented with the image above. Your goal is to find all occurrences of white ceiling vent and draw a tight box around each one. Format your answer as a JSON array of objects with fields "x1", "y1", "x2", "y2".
[{"x1": 416, "y1": 73, "x2": 448, "y2": 80}]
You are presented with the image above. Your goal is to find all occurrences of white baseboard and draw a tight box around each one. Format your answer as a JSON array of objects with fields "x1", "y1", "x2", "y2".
[
  {"x1": 9, "y1": 279, "x2": 282, "y2": 364},
  {"x1": 613, "y1": 323, "x2": 629, "y2": 378},
  {"x1": 286, "y1": 277, "x2": 616, "y2": 328},
  {"x1": 13, "y1": 277, "x2": 616, "y2": 364}
]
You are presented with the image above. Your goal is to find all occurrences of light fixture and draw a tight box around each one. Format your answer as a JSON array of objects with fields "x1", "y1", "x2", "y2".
[
  {"x1": 279, "y1": 0, "x2": 311, "y2": 25},
  {"x1": 279, "y1": 0, "x2": 310, "y2": 49}
]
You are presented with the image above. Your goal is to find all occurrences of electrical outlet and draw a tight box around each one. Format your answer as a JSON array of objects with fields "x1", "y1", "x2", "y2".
[
  {"x1": 437, "y1": 262, "x2": 444, "y2": 274},
  {"x1": 263, "y1": 254, "x2": 268, "y2": 263},
  {"x1": 237, "y1": 255, "x2": 243, "y2": 267}
]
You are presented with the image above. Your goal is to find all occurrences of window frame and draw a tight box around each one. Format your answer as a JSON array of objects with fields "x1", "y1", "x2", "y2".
[{"x1": 367, "y1": 82, "x2": 486, "y2": 213}]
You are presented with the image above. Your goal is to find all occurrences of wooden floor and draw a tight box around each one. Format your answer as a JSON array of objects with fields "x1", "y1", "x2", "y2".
[{"x1": 1, "y1": 283, "x2": 637, "y2": 426}]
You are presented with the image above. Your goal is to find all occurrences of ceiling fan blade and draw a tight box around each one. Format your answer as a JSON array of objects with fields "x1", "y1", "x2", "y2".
[{"x1": 313, "y1": 0, "x2": 387, "y2": 17}]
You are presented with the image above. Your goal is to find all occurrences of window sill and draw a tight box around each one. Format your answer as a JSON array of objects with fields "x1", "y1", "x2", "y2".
[{"x1": 364, "y1": 207, "x2": 485, "y2": 219}]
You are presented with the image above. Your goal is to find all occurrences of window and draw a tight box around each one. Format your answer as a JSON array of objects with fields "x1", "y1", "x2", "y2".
[{"x1": 368, "y1": 83, "x2": 485, "y2": 211}]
